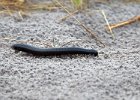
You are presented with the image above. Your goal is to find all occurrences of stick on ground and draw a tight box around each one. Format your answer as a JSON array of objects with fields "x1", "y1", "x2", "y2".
[{"x1": 108, "y1": 16, "x2": 140, "y2": 29}]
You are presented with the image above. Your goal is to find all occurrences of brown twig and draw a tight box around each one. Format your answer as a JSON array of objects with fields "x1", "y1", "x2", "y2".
[{"x1": 108, "y1": 16, "x2": 140, "y2": 29}]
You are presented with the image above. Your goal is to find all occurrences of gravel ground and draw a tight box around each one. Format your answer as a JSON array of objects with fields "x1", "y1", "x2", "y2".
[{"x1": 0, "y1": 1, "x2": 140, "y2": 100}]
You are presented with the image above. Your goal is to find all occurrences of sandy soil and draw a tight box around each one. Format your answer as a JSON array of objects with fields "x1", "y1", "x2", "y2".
[{"x1": 0, "y1": 1, "x2": 140, "y2": 100}]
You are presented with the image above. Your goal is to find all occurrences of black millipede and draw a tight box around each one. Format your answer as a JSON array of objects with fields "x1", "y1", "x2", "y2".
[{"x1": 11, "y1": 44, "x2": 98, "y2": 56}]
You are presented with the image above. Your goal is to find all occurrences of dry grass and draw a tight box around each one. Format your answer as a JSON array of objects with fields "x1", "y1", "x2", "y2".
[
  {"x1": 0, "y1": 0, "x2": 59, "y2": 15},
  {"x1": 0, "y1": 0, "x2": 139, "y2": 16},
  {"x1": 0, "y1": 0, "x2": 139, "y2": 47}
]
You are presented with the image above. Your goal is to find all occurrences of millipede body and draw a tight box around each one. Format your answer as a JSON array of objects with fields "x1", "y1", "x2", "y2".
[{"x1": 12, "y1": 44, "x2": 98, "y2": 56}]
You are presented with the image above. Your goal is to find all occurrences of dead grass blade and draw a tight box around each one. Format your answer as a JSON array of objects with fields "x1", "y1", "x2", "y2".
[
  {"x1": 101, "y1": 10, "x2": 115, "y2": 39},
  {"x1": 59, "y1": 10, "x2": 79, "y2": 22},
  {"x1": 55, "y1": 0, "x2": 105, "y2": 47}
]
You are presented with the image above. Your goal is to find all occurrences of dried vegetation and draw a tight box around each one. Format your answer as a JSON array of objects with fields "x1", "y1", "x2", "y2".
[{"x1": 0, "y1": 0, "x2": 139, "y2": 47}]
